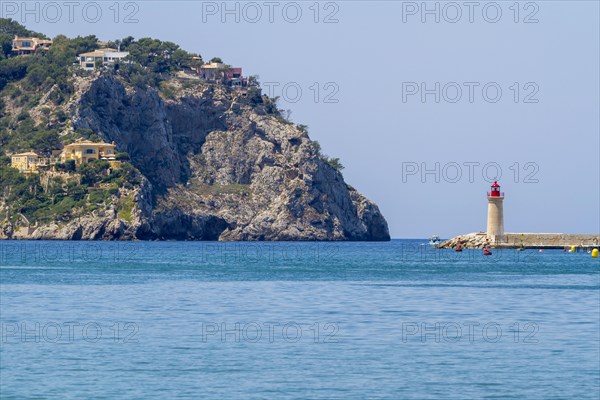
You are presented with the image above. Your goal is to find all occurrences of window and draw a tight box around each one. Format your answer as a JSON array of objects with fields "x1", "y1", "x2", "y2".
[
  {"x1": 85, "y1": 149, "x2": 96, "y2": 154},
  {"x1": 22, "y1": 41, "x2": 32, "y2": 47},
  {"x1": 86, "y1": 63, "x2": 94, "y2": 68}
]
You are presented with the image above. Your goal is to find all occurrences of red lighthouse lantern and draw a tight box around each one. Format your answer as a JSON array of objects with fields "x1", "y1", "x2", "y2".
[{"x1": 489, "y1": 181, "x2": 502, "y2": 197}]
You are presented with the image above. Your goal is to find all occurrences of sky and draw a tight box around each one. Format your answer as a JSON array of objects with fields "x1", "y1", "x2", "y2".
[{"x1": 3, "y1": 0, "x2": 598, "y2": 238}]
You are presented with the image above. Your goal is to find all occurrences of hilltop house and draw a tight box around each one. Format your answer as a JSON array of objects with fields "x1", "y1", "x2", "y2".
[
  {"x1": 60, "y1": 139, "x2": 118, "y2": 166},
  {"x1": 224, "y1": 67, "x2": 246, "y2": 88},
  {"x1": 10, "y1": 152, "x2": 41, "y2": 174},
  {"x1": 196, "y1": 62, "x2": 225, "y2": 81},
  {"x1": 197, "y1": 62, "x2": 247, "y2": 87},
  {"x1": 78, "y1": 48, "x2": 130, "y2": 70},
  {"x1": 12, "y1": 36, "x2": 52, "y2": 55}
]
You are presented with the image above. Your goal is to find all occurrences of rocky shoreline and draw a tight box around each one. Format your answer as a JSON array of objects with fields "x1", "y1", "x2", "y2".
[{"x1": 436, "y1": 232, "x2": 600, "y2": 249}]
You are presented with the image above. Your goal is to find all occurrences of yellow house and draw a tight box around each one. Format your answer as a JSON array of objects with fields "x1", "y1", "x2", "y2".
[
  {"x1": 12, "y1": 36, "x2": 52, "y2": 55},
  {"x1": 11, "y1": 152, "x2": 41, "y2": 173},
  {"x1": 61, "y1": 139, "x2": 117, "y2": 166}
]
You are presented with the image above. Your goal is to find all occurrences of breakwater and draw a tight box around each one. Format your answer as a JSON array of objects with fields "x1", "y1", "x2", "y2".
[{"x1": 436, "y1": 232, "x2": 600, "y2": 250}]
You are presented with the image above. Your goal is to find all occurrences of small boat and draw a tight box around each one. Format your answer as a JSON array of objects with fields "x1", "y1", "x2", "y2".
[
  {"x1": 483, "y1": 248, "x2": 492, "y2": 256},
  {"x1": 455, "y1": 245, "x2": 463, "y2": 252},
  {"x1": 429, "y1": 235, "x2": 441, "y2": 246}
]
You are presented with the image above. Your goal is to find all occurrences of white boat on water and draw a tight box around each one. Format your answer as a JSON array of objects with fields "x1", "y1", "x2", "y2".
[{"x1": 428, "y1": 235, "x2": 441, "y2": 246}]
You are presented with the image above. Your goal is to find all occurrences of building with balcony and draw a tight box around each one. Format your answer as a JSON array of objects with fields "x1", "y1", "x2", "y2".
[
  {"x1": 78, "y1": 48, "x2": 130, "y2": 70},
  {"x1": 197, "y1": 62, "x2": 248, "y2": 87},
  {"x1": 12, "y1": 36, "x2": 53, "y2": 55},
  {"x1": 60, "y1": 139, "x2": 117, "y2": 166}
]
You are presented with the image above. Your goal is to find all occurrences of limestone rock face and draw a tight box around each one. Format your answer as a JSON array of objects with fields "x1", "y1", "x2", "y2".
[{"x1": 9, "y1": 73, "x2": 390, "y2": 241}]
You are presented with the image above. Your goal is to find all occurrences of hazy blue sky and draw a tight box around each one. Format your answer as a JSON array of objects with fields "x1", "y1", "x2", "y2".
[{"x1": 4, "y1": 0, "x2": 598, "y2": 238}]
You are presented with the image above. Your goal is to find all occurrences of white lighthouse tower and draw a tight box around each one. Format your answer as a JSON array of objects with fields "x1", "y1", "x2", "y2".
[{"x1": 486, "y1": 181, "x2": 505, "y2": 244}]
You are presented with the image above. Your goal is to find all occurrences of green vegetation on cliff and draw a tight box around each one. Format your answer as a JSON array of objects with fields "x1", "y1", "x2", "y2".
[
  {"x1": 0, "y1": 20, "x2": 97, "y2": 153},
  {"x1": 0, "y1": 158, "x2": 142, "y2": 225},
  {"x1": 0, "y1": 18, "x2": 204, "y2": 156}
]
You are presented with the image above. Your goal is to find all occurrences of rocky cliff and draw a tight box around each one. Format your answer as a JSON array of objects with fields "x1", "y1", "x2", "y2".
[{"x1": 4, "y1": 73, "x2": 390, "y2": 241}]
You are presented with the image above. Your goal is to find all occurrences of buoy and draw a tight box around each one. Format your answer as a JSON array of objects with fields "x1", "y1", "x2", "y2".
[
  {"x1": 592, "y1": 249, "x2": 599, "y2": 258},
  {"x1": 570, "y1": 246, "x2": 576, "y2": 252},
  {"x1": 539, "y1": 249, "x2": 544, "y2": 253}
]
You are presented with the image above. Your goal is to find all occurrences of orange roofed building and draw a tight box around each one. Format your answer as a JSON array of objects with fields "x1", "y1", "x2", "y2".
[
  {"x1": 60, "y1": 139, "x2": 117, "y2": 166},
  {"x1": 12, "y1": 36, "x2": 52, "y2": 55}
]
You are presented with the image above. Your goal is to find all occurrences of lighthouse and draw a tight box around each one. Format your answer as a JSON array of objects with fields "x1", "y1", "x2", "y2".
[{"x1": 486, "y1": 181, "x2": 505, "y2": 244}]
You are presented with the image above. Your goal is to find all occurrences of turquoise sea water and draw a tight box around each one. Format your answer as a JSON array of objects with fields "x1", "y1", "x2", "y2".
[{"x1": 1, "y1": 240, "x2": 598, "y2": 399}]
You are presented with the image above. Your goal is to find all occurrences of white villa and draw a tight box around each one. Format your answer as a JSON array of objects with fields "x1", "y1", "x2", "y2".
[{"x1": 78, "y1": 48, "x2": 130, "y2": 70}]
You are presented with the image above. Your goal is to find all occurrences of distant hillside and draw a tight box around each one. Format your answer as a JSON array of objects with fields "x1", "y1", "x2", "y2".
[{"x1": 0, "y1": 19, "x2": 390, "y2": 241}]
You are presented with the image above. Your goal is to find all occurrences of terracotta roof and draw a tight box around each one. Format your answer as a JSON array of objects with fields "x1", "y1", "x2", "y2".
[{"x1": 64, "y1": 139, "x2": 115, "y2": 147}]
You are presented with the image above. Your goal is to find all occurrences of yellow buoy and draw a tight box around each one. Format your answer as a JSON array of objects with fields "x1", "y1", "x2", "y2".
[
  {"x1": 570, "y1": 246, "x2": 577, "y2": 252},
  {"x1": 592, "y1": 249, "x2": 599, "y2": 258}
]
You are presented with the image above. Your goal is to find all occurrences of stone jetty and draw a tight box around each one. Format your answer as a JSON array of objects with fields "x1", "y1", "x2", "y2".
[{"x1": 436, "y1": 233, "x2": 600, "y2": 250}]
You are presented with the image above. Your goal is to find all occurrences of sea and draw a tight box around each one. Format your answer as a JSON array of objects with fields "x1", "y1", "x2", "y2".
[{"x1": 0, "y1": 240, "x2": 598, "y2": 399}]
